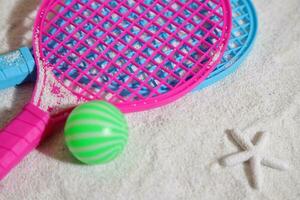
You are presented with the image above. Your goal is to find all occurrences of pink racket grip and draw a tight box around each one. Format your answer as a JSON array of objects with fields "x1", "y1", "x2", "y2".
[{"x1": 0, "y1": 103, "x2": 50, "y2": 181}]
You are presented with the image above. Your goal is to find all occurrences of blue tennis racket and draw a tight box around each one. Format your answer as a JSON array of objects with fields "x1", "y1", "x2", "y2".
[{"x1": 0, "y1": 0, "x2": 257, "y2": 91}]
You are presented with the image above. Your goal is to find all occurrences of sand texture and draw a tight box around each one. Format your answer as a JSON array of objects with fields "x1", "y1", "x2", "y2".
[{"x1": 0, "y1": 0, "x2": 299, "y2": 199}]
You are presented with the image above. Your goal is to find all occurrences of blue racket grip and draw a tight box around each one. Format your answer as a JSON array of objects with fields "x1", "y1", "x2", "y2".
[{"x1": 0, "y1": 47, "x2": 36, "y2": 90}]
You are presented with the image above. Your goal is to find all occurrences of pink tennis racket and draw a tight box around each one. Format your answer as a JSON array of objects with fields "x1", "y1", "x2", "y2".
[{"x1": 0, "y1": 0, "x2": 231, "y2": 180}]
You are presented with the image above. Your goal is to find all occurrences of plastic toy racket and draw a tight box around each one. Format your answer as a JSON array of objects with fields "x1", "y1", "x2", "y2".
[
  {"x1": 194, "y1": 0, "x2": 257, "y2": 90},
  {"x1": 0, "y1": 0, "x2": 255, "y2": 92},
  {"x1": 0, "y1": 0, "x2": 231, "y2": 180}
]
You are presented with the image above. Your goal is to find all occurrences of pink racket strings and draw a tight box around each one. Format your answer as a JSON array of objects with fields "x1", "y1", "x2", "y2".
[{"x1": 33, "y1": 0, "x2": 232, "y2": 113}]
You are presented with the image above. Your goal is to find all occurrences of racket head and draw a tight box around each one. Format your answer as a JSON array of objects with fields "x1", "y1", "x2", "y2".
[
  {"x1": 32, "y1": 0, "x2": 232, "y2": 113},
  {"x1": 193, "y1": 0, "x2": 257, "y2": 91}
]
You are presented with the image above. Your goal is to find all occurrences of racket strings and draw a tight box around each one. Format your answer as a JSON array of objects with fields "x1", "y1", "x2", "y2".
[
  {"x1": 47, "y1": 1, "x2": 211, "y2": 77},
  {"x1": 43, "y1": 0, "x2": 179, "y2": 100},
  {"x1": 81, "y1": 0, "x2": 196, "y2": 99},
  {"x1": 44, "y1": 2, "x2": 198, "y2": 99},
  {"x1": 44, "y1": 0, "x2": 216, "y2": 90},
  {"x1": 89, "y1": 0, "x2": 222, "y2": 100},
  {"x1": 42, "y1": 0, "x2": 165, "y2": 97},
  {"x1": 40, "y1": 0, "x2": 228, "y2": 102},
  {"x1": 49, "y1": 0, "x2": 204, "y2": 87}
]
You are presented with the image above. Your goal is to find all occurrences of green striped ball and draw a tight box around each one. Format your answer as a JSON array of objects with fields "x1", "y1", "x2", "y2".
[{"x1": 64, "y1": 101, "x2": 128, "y2": 165}]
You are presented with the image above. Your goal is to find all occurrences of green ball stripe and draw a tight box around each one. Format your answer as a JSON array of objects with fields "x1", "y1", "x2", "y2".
[
  {"x1": 69, "y1": 113, "x2": 127, "y2": 128},
  {"x1": 65, "y1": 129, "x2": 127, "y2": 142},
  {"x1": 65, "y1": 119, "x2": 128, "y2": 131},
  {"x1": 70, "y1": 142, "x2": 125, "y2": 157},
  {"x1": 66, "y1": 131, "x2": 127, "y2": 143},
  {"x1": 77, "y1": 147, "x2": 122, "y2": 164},
  {"x1": 66, "y1": 138, "x2": 126, "y2": 148},
  {"x1": 66, "y1": 135, "x2": 126, "y2": 147},
  {"x1": 66, "y1": 136, "x2": 126, "y2": 147},
  {"x1": 65, "y1": 131, "x2": 128, "y2": 142},
  {"x1": 66, "y1": 114, "x2": 126, "y2": 131},
  {"x1": 64, "y1": 101, "x2": 128, "y2": 165},
  {"x1": 67, "y1": 108, "x2": 125, "y2": 126},
  {"x1": 78, "y1": 149, "x2": 120, "y2": 165},
  {"x1": 66, "y1": 120, "x2": 127, "y2": 135},
  {"x1": 70, "y1": 105, "x2": 122, "y2": 123},
  {"x1": 66, "y1": 139, "x2": 126, "y2": 150},
  {"x1": 66, "y1": 106, "x2": 126, "y2": 126},
  {"x1": 67, "y1": 140, "x2": 126, "y2": 154}
]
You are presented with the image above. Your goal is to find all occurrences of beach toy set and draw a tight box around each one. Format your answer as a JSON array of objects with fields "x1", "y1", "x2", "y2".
[{"x1": 0, "y1": 0, "x2": 257, "y2": 181}]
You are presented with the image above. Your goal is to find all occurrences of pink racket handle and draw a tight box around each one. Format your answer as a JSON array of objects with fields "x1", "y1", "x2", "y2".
[{"x1": 0, "y1": 103, "x2": 50, "y2": 180}]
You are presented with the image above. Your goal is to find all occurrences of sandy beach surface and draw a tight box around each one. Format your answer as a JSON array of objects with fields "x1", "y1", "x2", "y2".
[{"x1": 0, "y1": 0, "x2": 299, "y2": 199}]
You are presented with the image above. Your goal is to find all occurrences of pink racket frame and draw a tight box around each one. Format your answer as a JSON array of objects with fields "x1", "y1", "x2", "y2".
[
  {"x1": 32, "y1": 0, "x2": 232, "y2": 113},
  {"x1": 0, "y1": 0, "x2": 231, "y2": 181}
]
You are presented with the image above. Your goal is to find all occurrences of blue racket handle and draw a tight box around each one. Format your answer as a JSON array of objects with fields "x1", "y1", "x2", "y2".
[{"x1": 0, "y1": 47, "x2": 36, "y2": 90}]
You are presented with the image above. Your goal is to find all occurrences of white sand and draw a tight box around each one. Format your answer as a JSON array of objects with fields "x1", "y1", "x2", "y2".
[{"x1": 0, "y1": 0, "x2": 300, "y2": 199}]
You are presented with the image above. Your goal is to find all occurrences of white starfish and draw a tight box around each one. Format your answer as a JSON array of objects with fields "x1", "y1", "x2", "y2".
[{"x1": 221, "y1": 130, "x2": 289, "y2": 190}]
